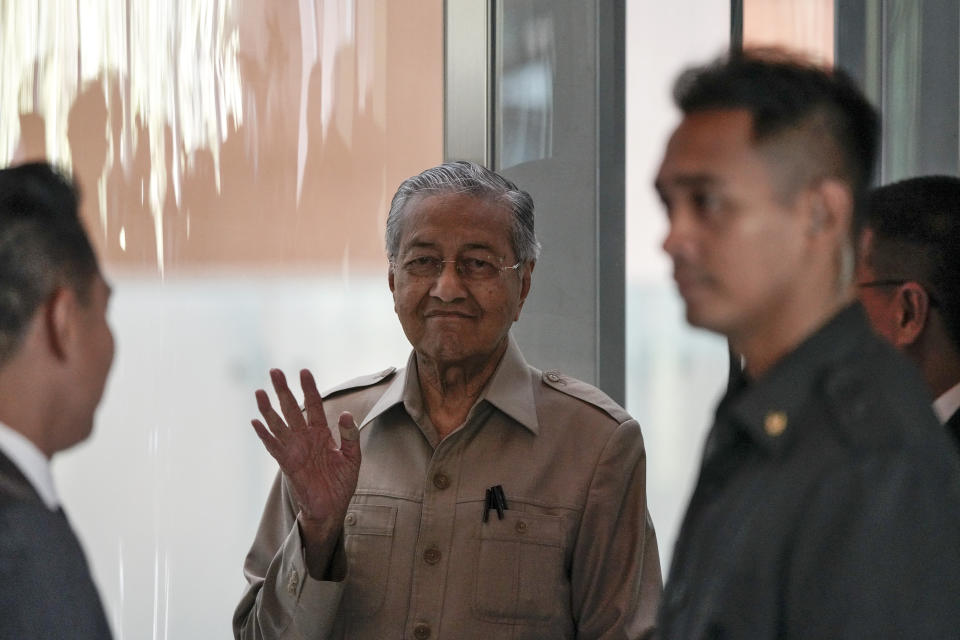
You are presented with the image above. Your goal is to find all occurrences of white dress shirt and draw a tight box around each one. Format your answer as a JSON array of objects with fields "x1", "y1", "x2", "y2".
[
  {"x1": 0, "y1": 421, "x2": 59, "y2": 509},
  {"x1": 933, "y1": 380, "x2": 960, "y2": 425}
]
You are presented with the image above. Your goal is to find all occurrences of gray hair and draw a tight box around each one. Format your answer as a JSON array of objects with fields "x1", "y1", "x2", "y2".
[{"x1": 385, "y1": 161, "x2": 541, "y2": 264}]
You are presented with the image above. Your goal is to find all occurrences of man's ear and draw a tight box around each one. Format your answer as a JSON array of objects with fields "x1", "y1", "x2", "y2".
[
  {"x1": 807, "y1": 178, "x2": 853, "y2": 241},
  {"x1": 514, "y1": 261, "x2": 535, "y2": 321},
  {"x1": 892, "y1": 282, "x2": 930, "y2": 348},
  {"x1": 388, "y1": 265, "x2": 396, "y2": 293},
  {"x1": 44, "y1": 286, "x2": 78, "y2": 361}
]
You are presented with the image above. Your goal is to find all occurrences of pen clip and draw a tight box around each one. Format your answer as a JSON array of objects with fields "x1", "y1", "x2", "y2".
[{"x1": 482, "y1": 485, "x2": 509, "y2": 522}]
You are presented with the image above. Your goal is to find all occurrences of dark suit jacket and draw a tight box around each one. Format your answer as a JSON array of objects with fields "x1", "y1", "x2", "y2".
[
  {"x1": 659, "y1": 304, "x2": 960, "y2": 638},
  {"x1": 947, "y1": 409, "x2": 960, "y2": 456},
  {"x1": 0, "y1": 449, "x2": 112, "y2": 640}
]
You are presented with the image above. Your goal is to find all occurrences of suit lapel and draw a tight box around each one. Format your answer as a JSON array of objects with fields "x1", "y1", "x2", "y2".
[
  {"x1": 945, "y1": 410, "x2": 960, "y2": 457},
  {"x1": 0, "y1": 449, "x2": 43, "y2": 504}
]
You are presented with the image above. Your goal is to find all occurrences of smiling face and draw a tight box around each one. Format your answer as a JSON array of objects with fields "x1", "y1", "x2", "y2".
[
  {"x1": 655, "y1": 109, "x2": 815, "y2": 346},
  {"x1": 388, "y1": 192, "x2": 532, "y2": 372}
]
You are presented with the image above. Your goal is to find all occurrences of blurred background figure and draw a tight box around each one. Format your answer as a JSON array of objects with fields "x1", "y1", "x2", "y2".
[
  {"x1": 0, "y1": 162, "x2": 115, "y2": 639},
  {"x1": 858, "y1": 176, "x2": 960, "y2": 452}
]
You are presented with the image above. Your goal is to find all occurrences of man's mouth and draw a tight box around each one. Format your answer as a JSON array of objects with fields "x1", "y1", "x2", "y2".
[{"x1": 424, "y1": 310, "x2": 475, "y2": 319}]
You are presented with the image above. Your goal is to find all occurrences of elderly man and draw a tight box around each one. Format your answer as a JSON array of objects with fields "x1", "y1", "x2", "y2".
[
  {"x1": 234, "y1": 161, "x2": 661, "y2": 639},
  {"x1": 654, "y1": 51, "x2": 960, "y2": 637},
  {"x1": 857, "y1": 176, "x2": 960, "y2": 453},
  {"x1": 0, "y1": 162, "x2": 115, "y2": 639}
]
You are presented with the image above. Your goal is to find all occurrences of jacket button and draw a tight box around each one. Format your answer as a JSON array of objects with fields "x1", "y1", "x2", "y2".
[
  {"x1": 515, "y1": 520, "x2": 528, "y2": 534},
  {"x1": 764, "y1": 411, "x2": 787, "y2": 436},
  {"x1": 423, "y1": 546, "x2": 441, "y2": 564},
  {"x1": 432, "y1": 472, "x2": 450, "y2": 490},
  {"x1": 413, "y1": 622, "x2": 431, "y2": 639},
  {"x1": 344, "y1": 512, "x2": 357, "y2": 526}
]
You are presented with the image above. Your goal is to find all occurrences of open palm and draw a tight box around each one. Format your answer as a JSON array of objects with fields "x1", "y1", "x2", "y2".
[{"x1": 251, "y1": 368, "x2": 360, "y2": 524}]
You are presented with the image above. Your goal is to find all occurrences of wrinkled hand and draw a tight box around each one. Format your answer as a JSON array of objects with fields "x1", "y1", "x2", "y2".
[{"x1": 251, "y1": 369, "x2": 361, "y2": 529}]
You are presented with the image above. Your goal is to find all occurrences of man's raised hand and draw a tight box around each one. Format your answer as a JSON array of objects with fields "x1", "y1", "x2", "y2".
[{"x1": 251, "y1": 368, "x2": 360, "y2": 530}]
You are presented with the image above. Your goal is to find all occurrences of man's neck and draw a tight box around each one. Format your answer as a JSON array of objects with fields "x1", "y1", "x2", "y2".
[
  {"x1": 914, "y1": 329, "x2": 960, "y2": 399},
  {"x1": 735, "y1": 288, "x2": 854, "y2": 380},
  {"x1": 0, "y1": 369, "x2": 58, "y2": 459},
  {"x1": 416, "y1": 341, "x2": 507, "y2": 439}
]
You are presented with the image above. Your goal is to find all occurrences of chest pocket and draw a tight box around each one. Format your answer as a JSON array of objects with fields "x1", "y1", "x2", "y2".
[
  {"x1": 473, "y1": 511, "x2": 567, "y2": 622},
  {"x1": 341, "y1": 504, "x2": 397, "y2": 618}
]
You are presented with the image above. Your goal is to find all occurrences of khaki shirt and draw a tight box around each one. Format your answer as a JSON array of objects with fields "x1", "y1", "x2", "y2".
[{"x1": 234, "y1": 337, "x2": 661, "y2": 639}]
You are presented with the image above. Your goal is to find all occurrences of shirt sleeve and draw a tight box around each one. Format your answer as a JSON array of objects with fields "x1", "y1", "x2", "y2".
[
  {"x1": 785, "y1": 449, "x2": 960, "y2": 638},
  {"x1": 570, "y1": 419, "x2": 663, "y2": 639},
  {"x1": 233, "y1": 472, "x2": 345, "y2": 640}
]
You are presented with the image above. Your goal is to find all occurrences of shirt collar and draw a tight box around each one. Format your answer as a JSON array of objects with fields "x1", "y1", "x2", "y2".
[
  {"x1": 0, "y1": 421, "x2": 60, "y2": 510},
  {"x1": 480, "y1": 335, "x2": 539, "y2": 434},
  {"x1": 358, "y1": 333, "x2": 540, "y2": 435},
  {"x1": 933, "y1": 380, "x2": 960, "y2": 425}
]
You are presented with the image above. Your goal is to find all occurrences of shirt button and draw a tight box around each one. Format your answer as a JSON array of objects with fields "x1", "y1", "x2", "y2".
[
  {"x1": 515, "y1": 520, "x2": 528, "y2": 534},
  {"x1": 432, "y1": 472, "x2": 450, "y2": 490},
  {"x1": 546, "y1": 371, "x2": 561, "y2": 382},
  {"x1": 344, "y1": 512, "x2": 357, "y2": 526},
  {"x1": 287, "y1": 570, "x2": 299, "y2": 596},
  {"x1": 413, "y1": 622, "x2": 431, "y2": 639},
  {"x1": 423, "y1": 546, "x2": 441, "y2": 564}
]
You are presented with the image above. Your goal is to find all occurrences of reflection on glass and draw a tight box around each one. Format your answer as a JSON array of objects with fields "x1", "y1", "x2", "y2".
[
  {"x1": 496, "y1": 0, "x2": 555, "y2": 170},
  {"x1": 879, "y1": 1, "x2": 921, "y2": 181},
  {"x1": 1, "y1": 1, "x2": 244, "y2": 275},
  {"x1": 1, "y1": 1, "x2": 442, "y2": 637}
]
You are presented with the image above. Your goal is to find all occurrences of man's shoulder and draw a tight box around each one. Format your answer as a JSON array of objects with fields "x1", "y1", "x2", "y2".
[
  {"x1": 322, "y1": 367, "x2": 399, "y2": 399},
  {"x1": 821, "y1": 333, "x2": 941, "y2": 450},
  {"x1": 0, "y1": 501, "x2": 112, "y2": 639},
  {"x1": 536, "y1": 369, "x2": 633, "y2": 425}
]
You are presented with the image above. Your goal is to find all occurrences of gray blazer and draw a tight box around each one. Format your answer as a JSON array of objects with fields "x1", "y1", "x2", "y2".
[{"x1": 0, "y1": 450, "x2": 112, "y2": 640}]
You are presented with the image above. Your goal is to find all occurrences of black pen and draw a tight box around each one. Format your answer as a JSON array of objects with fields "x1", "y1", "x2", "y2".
[{"x1": 492, "y1": 485, "x2": 507, "y2": 519}]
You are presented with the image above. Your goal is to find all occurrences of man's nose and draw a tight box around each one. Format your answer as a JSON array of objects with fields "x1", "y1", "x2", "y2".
[
  {"x1": 430, "y1": 261, "x2": 468, "y2": 302},
  {"x1": 661, "y1": 210, "x2": 692, "y2": 260}
]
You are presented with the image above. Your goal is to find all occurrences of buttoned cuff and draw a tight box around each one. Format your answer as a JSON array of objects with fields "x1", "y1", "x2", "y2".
[{"x1": 274, "y1": 521, "x2": 345, "y2": 638}]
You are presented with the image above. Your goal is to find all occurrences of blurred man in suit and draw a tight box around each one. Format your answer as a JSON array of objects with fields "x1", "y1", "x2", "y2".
[
  {"x1": 0, "y1": 162, "x2": 114, "y2": 639},
  {"x1": 654, "y1": 50, "x2": 960, "y2": 638},
  {"x1": 858, "y1": 176, "x2": 960, "y2": 453}
]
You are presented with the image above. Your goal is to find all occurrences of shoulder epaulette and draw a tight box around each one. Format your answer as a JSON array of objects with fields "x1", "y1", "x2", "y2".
[
  {"x1": 322, "y1": 367, "x2": 397, "y2": 399},
  {"x1": 540, "y1": 369, "x2": 632, "y2": 424}
]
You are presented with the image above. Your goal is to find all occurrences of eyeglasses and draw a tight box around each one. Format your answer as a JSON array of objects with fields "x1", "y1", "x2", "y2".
[
  {"x1": 393, "y1": 254, "x2": 522, "y2": 281},
  {"x1": 857, "y1": 279, "x2": 941, "y2": 308}
]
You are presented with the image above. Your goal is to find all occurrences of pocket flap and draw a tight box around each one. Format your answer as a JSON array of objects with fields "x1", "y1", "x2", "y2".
[
  {"x1": 477, "y1": 511, "x2": 562, "y2": 547},
  {"x1": 344, "y1": 504, "x2": 397, "y2": 536}
]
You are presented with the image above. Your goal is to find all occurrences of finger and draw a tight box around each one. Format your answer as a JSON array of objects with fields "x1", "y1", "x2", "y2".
[
  {"x1": 255, "y1": 388, "x2": 289, "y2": 440},
  {"x1": 300, "y1": 369, "x2": 330, "y2": 431},
  {"x1": 250, "y1": 419, "x2": 283, "y2": 460},
  {"x1": 338, "y1": 412, "x2": 361, "y2": 464},
  {"x1": 270, "y1": 369, "x2": 307, "y2": 431}
]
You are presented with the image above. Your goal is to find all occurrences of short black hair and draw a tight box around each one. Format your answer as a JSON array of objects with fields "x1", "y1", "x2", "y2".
[
  {"x1": 0, "y1": 162, "x2": 99, "y2": 364},
  {"x1": 674, "y1": 49, "x2": 880, "y2": 234},
  {"x1": 864, "y1": 175, "x2": 960, "y2": 352}
]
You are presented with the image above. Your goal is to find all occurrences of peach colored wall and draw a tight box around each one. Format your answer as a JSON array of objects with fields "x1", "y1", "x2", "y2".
[
  {"x1": 6, "y1": 1, "x2": 442, "y2": 272},
  {"x1": 743, "y1": 0, "x2": 834, "y2": 66}
]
